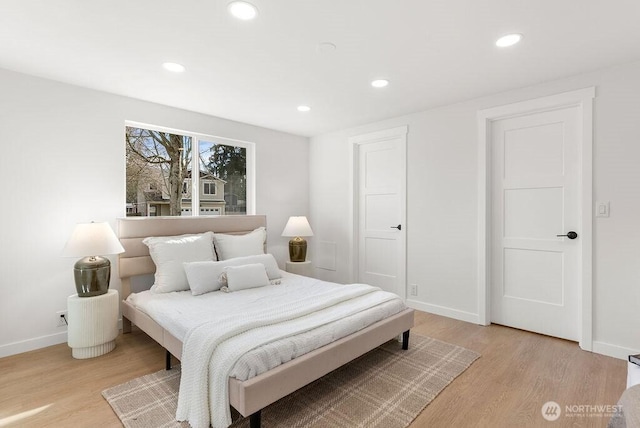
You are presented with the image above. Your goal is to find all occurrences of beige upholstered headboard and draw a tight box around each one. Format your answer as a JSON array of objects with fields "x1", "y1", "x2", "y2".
[{"x1": 117, "y1": 215, "x2": 267, "y2": 298}]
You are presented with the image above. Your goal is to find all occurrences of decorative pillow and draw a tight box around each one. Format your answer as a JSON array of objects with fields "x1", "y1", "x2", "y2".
[
  {"x1": 213, "y1": 227, "x2": 266, "y2": 260},
  {"x1": 143, "y1": 231, "x2": 215, "y2": 293},
  {"x1": 184, "y1": 253, "x2": 281, "y2": 295},
  {"x1": 222, "y1": 263, "x2": 270, "y2": 292}
]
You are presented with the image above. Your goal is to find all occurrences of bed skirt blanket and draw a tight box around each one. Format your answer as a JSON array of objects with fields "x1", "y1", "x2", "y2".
[{"x1": 176, "y1": 283, "x2": 399, "y2": 428}]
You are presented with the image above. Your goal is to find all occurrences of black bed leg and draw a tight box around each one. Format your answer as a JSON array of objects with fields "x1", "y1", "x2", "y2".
[
  {"x1": 249, "y1": 410, "x2": 261, "y2": 428},
  {"x1": 402, "y1": 330, "x2": 410, "y2": 350},
  {"x1": 165, "y1": 350, "x2": 172, "y2": 370}
]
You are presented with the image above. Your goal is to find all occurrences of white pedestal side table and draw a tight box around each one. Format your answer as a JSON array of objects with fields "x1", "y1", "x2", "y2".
[
  {"x1": 629, "y1": 362, "x2": 640, "y2": 389},
  {"x1": 67, "y1": 289, "x2": 119, "y2": 359},
  {"x1": 285, "y1": 260, "x2": 313, "y2": 277}
]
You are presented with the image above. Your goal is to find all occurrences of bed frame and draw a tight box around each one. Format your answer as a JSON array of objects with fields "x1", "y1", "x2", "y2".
[{"x1": 117, "y1": 215, "x2": 415, "y2": 428}]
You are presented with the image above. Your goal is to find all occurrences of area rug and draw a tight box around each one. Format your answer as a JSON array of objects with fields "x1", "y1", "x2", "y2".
[{"x1": 102, "y1": 334, "x2": 479, "y2": 428}]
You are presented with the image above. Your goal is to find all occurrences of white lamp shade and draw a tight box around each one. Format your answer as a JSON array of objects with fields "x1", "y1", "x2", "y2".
[
  {"x1": 62, "y1": 222, "x2": 125, "y2": 257},
  {"x1": 282, "y1": 216, "x2": 314, "y2": 237}
]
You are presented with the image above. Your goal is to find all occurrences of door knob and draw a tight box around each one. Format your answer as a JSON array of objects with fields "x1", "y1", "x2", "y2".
[
  {"x1": 390, "y1": 224, "x2": 402, "y2": 231},
  {"x1": 556, "y1": 231, "x2": 578, "y2": 239}
]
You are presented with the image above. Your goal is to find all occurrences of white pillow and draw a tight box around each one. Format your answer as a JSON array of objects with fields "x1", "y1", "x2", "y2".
[
  {"x1": 143, "y1": 231, "x2": 215, "y2": 293},
  {"x1": 213, "y1": 227, "x2": 266, "y2": 260},
  {"x1": 223, "y1": 263, "x2": 270, "y2": 292},
  {"x1": 184, "y1": 253, "x2": 281, "y2": 295}
]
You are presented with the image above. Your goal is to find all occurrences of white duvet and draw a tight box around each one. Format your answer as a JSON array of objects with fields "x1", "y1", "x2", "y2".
[{"x1": 127, "y1": 271, "x2": 406, "y2": 428}]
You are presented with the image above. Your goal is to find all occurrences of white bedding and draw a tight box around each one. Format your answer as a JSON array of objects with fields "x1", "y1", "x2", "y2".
[{"x1": 126, "y1": 271, "x2": 406, "y2": 382}]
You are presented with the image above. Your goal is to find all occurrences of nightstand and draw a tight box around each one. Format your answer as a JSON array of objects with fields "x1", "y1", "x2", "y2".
[
  {"x1": 67, "y1": 289, "x2": 119, "y2": 359},
  {"x1": 629, "y1": 362, "x2": 640, "y2": 388},
  {"x1": 285, "y1": 260, "x2": 313, "y2": 277}
]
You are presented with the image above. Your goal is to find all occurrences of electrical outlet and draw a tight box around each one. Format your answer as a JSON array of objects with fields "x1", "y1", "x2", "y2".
[
  {"x1": 410, "y1": 284, "x2": 418, "y2": 296},
  {"x1": 56, "y1": 310, "x2": 68, "y2": 327},
  {"x1": 596, "y1": 201, "x2": 610, "y2": 217}
]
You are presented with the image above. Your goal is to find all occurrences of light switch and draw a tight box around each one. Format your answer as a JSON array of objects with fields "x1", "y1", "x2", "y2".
[{"x1": 595, "y1": 201, "x2": 609, "y2": 218}]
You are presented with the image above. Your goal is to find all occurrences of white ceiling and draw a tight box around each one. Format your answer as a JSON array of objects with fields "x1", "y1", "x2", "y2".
[{"x1": 2, "y1": 1, "x2": 640, "y2": 137}]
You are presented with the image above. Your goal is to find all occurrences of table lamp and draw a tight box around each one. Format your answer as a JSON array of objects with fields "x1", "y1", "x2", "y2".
[
  {"x1": 282, "y1": 216, "x2": 314, "y2": 262},
  {"x1": 62, "y1": 222, "x2": 125, "y2": 297}
]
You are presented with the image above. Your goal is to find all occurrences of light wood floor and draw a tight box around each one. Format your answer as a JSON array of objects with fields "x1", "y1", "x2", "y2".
[{"x1": 0, "y1": 312, "x2": 626, "y2": 428}]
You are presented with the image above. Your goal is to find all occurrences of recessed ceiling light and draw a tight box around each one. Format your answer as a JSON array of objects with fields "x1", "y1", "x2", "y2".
[
  {"x1": 496, "y1": 33, "x2": 523, "y2": 47},
  {"x1": 297, "y1": 105, "x2": 311, "y2": 112},
  {"x1": 228, "y1": 1, "x2": 258, "y2": 20},
  {"x1": 162, "y1": 62, "x2": 185, "y2": 73},
  {"x1": 371, "y1": 79, "x2": 389, "y2": 88}
]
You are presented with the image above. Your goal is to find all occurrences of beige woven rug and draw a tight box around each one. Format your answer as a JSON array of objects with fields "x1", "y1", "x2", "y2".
[{"x1": 103, "y1": 334, "x2": 479, "y2": 428}]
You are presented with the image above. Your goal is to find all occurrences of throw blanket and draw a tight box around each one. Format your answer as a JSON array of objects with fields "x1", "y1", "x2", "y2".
[
  {"x1": 608, "y1": 384, "x2": 640, "y2": 428},
  {"x1": 176, "y1": 283, "x2": 398, "y2": 428}
]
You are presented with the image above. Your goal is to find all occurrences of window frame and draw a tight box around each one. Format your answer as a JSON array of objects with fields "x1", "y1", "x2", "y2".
[{"x1": 125, "y1": 120, "x2": 255, "y2": 216}]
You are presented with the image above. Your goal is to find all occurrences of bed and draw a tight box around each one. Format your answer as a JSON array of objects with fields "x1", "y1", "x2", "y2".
[{"x1": 117, "y1": 215, "x2": 415, "y2": 428}]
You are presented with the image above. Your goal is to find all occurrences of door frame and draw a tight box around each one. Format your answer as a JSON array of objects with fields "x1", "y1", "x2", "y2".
[
  {"x1": 477, "y1": 87, "x2": 595, "y2": 351},
  {"x1": 349, "y1": 126, "x2": 408, "y2": 300}
]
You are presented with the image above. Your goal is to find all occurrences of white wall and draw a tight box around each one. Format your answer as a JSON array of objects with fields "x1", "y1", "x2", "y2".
[
  {"x1": 310, "y1": 60, "x2": 640, "y2": 359},
  {"x1": 0, "y1": 68, "x2": 309, "y2": 357}
]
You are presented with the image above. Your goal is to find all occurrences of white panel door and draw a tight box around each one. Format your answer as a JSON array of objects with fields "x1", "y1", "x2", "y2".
[
  {"x1": 355, "y1": 128, "x2": 406, "y2": 297},
  {"x1": 491, "y1": 106, "x2": 580, "y2": 341}
]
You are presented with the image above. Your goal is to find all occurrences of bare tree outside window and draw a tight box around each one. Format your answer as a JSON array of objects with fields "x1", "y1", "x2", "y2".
[{"x1": 125, "y1": 127, "x2": 192, "y2": 216}]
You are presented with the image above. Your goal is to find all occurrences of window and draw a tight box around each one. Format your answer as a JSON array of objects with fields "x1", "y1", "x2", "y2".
[
  {"x1": 198, "y1": 140, "x2": 247, "y2": 214},
  {"x1": 125, "y1": 122, "x2": 254, "y2": 217},
  {"x1": 203, "y1": 182, "x2": 216, "y2": 195}
]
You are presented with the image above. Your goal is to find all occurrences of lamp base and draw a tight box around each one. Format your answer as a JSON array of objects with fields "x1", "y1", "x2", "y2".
[
  {"x1": 73, "y1": 256, "x2": 111, "y2": 297},
  {"x1": 288, "y1": 237, "x2": 307, "y2": 262}
]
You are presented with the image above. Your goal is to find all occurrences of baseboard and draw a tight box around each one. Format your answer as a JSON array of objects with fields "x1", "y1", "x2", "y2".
[
  {"x1": 406, "y1": 300, "x2": 481, "y2": 325},
  {"x1": 0, "y1": 318, "x2": 124, "y2": 359},
  {"x1": 405, "y1": 303, "x2": 636, "y2": 361},
  {"x1": 592, "y1": 340, "x2": 640, "y2": 361},
  {"x1": 0, "y1": 331, "x2": 68, "y2": 359}
]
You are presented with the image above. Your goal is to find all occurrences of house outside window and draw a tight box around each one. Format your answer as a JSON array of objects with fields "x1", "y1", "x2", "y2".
[{"x1": 125, "y1": 123, "x2": 254, "y2": 217}]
